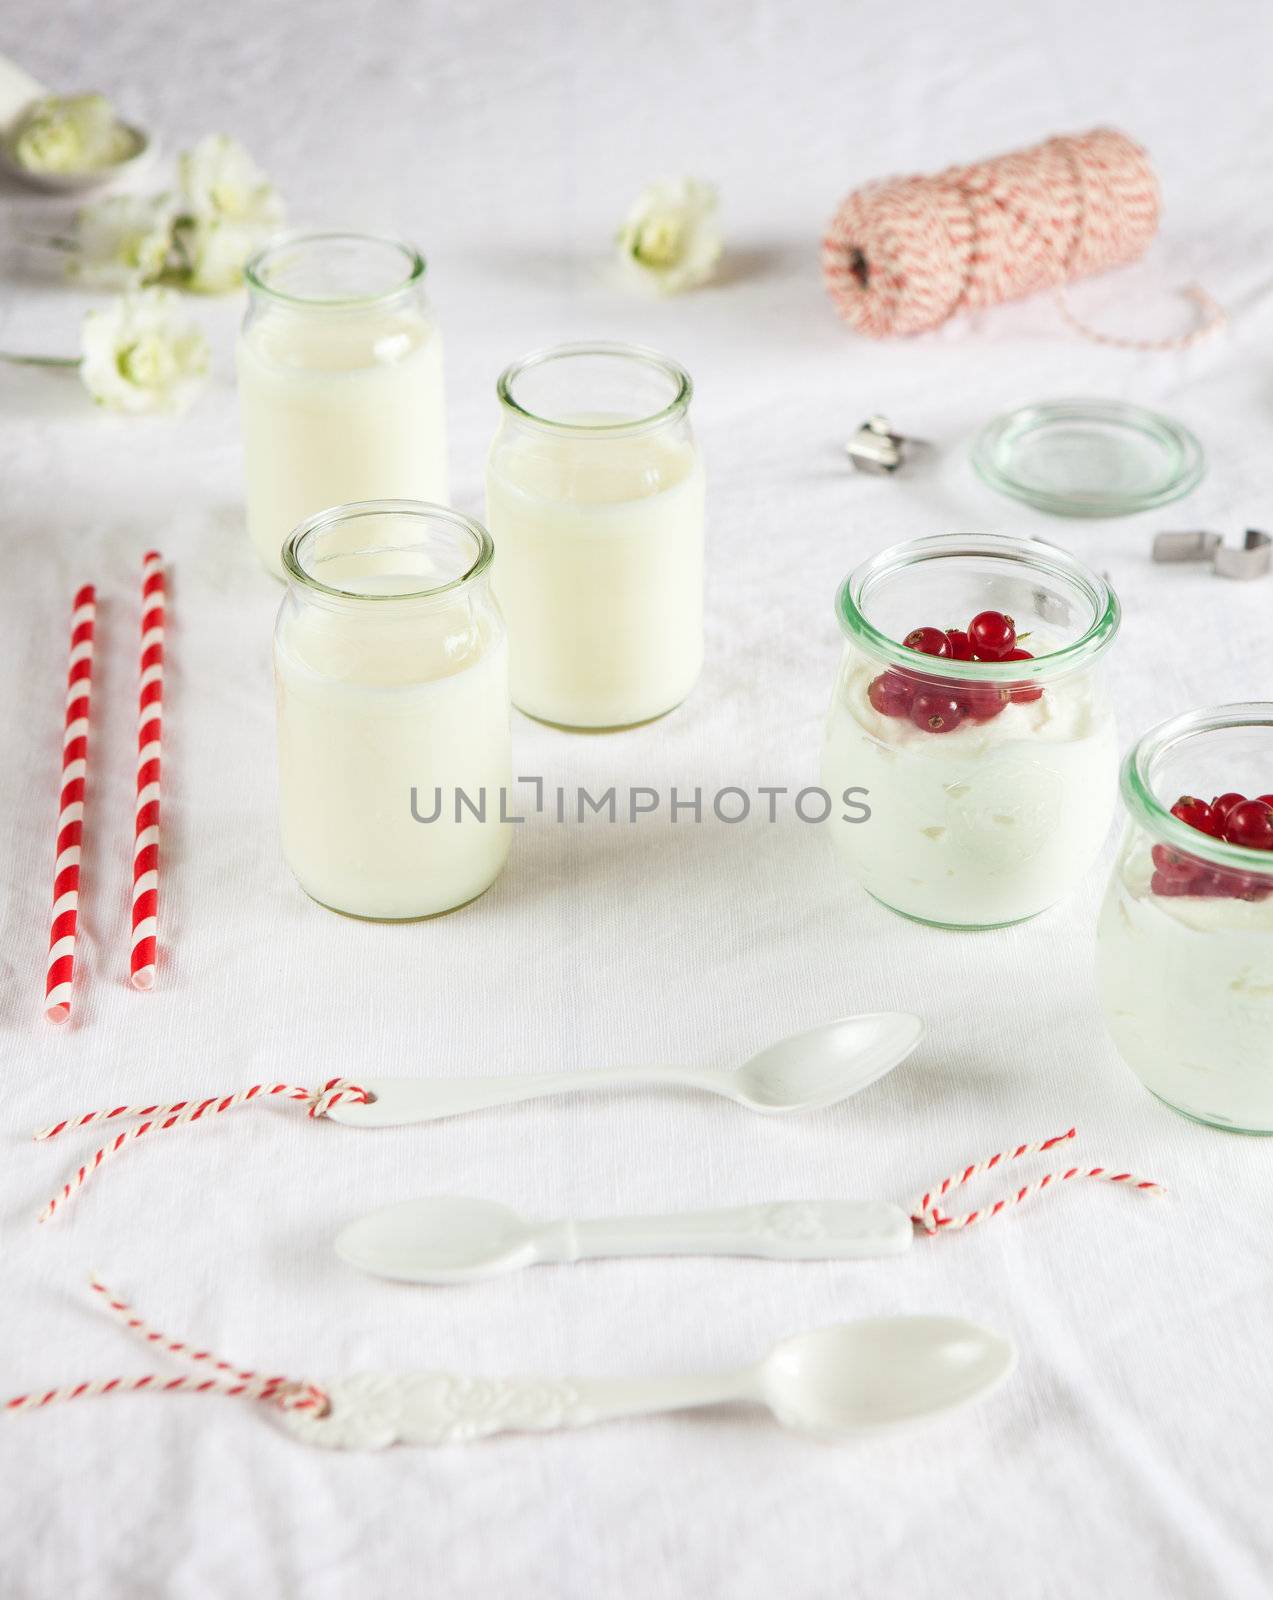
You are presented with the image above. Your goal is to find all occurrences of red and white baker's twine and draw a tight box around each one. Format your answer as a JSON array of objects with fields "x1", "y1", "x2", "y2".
[
  {"x1": 9, "y1": 1129, "x2": 1159, "y2": 1427},
  {"x1": 822, "y1": 127, "x2": 1225, "y2": 347},
  {"x1": 44, "y1": 586, "x2": 97, "y2": 1024},
  {"x1": 909, "y1": 1127, "x2": 1163, "y2": 1236},
  {"x1": 4, "y1": 1278, "x2": 327, "y2": 1419},
  {"x1": 129, "y1": 551, "x2": 164, "y2": 991},
  {"x1": 35, "y1": 1078, "x2": 370, "y2": 1222}
]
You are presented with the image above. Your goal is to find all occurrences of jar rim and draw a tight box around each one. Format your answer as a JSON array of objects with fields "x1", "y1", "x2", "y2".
[
  {"x1": 835, "y1": 532, "x2": 1121, "y2": 684},
  {"x1": 245, "y1": 230, "x2": 426, "y2": 310},
  {"x1": 1122, "y1": 702, "x2": 1273, "y2": 873},
  {"x1": 496, "y1": 340, "x2": 692, "y2": 435},
  {"x1": 282, "y1": 499, "x2": 493, "y2": 602}
]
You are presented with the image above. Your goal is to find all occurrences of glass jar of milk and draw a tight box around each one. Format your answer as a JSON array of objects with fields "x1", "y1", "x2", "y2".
[
  {"x1": 239, "y1": 232, "x2": 447, "y2": 578},
  {"x1": 274, "y1": 500, "x2": 511, "y2": 920},
  {"x1": 486, "y1": 341, "x2": 705, "y2": 729},
  {"x1": 821, "y1": 534, "x2": 1121, "y2": 929},
  {"x1": 1097, "y1": 705, "x2": 1273, "y2": 1132}
]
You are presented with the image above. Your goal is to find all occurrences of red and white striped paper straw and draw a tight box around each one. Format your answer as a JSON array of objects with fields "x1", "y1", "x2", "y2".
[
  {"x1": 44, "y1": 584, "x2": 97, "y2": 1024},
  {"x1": 130, "y1": 552, "x2": 164, "y2": 990}
]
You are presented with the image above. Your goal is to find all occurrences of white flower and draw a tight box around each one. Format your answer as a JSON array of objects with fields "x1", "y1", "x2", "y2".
[
  {"x1": 179, "y1": 134, "x2": 283, "y2": 229},
  {"x1": 8, "y1": 93, "x2": 132, "y2": 175},
  {"x1": 173, "y1": 136, "x2": 284, "y2": 292},
  {"x1": 173, "y1": 215, "x2": 264, "y2": 294},
  {"x1": 616, "y1": 178, "x2": 722, "y2": 294},
  {"x1": 70, "y1": 194, "x2": 176, "y2": 290},
  {"x1": 79, "y1": 290, "x2": 210, "y2": 415}
]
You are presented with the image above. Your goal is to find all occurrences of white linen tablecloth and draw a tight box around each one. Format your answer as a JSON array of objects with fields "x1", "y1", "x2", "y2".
[{"x1": 2, "y1": 2, "x2": 1272, "y2": 1595}]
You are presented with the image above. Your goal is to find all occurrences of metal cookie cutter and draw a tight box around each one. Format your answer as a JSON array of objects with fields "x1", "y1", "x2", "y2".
[
  {"x1": 845, "y1": 416, "x2": 926, "y2": 475},
  {"x1": 1153, "y1": 528, "x2": 1272, "y2": 581}
]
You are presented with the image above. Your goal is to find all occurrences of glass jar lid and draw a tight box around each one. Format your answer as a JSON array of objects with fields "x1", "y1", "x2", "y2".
[{"x1": 972, "y1": 399, "x2": 1205, "y2": 518}]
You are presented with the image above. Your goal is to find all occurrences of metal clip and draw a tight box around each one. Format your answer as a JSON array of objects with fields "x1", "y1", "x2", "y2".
[
  {"x1": 1153, "y1": 528, "x2": 1272, "y2": 581},
  {"x1": 845, "y1": 416, "x2": 924, "y2": 475}
]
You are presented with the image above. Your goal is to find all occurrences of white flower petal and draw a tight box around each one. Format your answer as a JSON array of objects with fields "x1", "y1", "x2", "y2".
[
  {"x1": 176, "y1": 215, "x2": 269, "y2": 294},
  {"x1": 616, "y1": 177, "x2": 722, "y2": 294},
  {"x1": 71, "y1": 194, "x2": 176, "y2": 291},
  {"x1": 79, "y1": 289, "x2": 210, "y2": 416},
  {"x1": 179, "y1": 134, "x2": 284, "y2": 230}
]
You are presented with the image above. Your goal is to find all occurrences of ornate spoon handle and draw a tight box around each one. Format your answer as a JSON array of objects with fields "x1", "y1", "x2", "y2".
[{"x1": 284, "y1": 1368, "x2": 755, "y2": 1449}]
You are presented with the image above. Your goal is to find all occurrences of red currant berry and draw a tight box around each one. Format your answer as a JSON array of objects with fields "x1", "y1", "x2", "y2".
[
  {"x1": 1170, "y1": 795, "x2": 1222, "y2": 836},
  {"x1": 1210, "y1": 792, "x2": 1247, "y2": 826},
  {"x1": 910, "y1": 691, "x2": 964, "y2": 734},
  {"x1": 1256, "y1": 794, "x2": 1273, "y2": 808},
  {"x1": 1151, "y1": 843, "x2": 1199, "y2": 884},
  {"x1": 1224, "y1": 798, "x2": 1273, "y2": 851},
  {"x1": 867, "y1": 671, "x2": 914, "y2": 718},
  {"x1": 962, "y1": 683, "x2": 1007, "y2": 721},
  {"x1": 1150, "y1": 870, "x2": 1191, "y2": 897},
  {"x1": 968, "y1": 610, "x2": 1017, "y2": 661},
  {"x1": 902, "y1": 626, "x2": 952, "y2": 658},
  {"x1": 945, "y1": 628, "x2": 974, "y2": 660},
  {"x1": 1003, "y1": 647, "x2": 1043, "y2": 703}
]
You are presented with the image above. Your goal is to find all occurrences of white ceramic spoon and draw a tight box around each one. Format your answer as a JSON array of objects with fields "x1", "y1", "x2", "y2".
[
  {"x1": 0, "y1": 55, "x2": 152, "y2": 192},
  {"x1": 283, "y1": 1316, "x2": 1016, "y2": 1449},
  {"x1": 337, "y1": 1195, "x2": 915, "y2": 1283},
  {"x1": 325, "y1": 1013, "x2": 923, "y2": 1129}
]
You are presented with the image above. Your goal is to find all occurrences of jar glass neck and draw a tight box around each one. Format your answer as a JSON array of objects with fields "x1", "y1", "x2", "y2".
[
  {"x1": 283, "y1": 500, "x2": 493, "y2": 609},
  {"x1": 1123, "y1": 703, "x2": 1273, "y2": 873},
  {"x1": 837, "y1": 533, "x2": 1119, "y2": 684},
  {"x1": 498, "y1": 342, "x2": 691, "y2": 437},
  {"x1": 247, "y1": 232, "x2": 425, "y2": 312}
]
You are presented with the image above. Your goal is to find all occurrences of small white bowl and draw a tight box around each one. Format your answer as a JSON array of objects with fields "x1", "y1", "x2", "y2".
[{"x1": 0, "y1": 118, "x2": 154, "y2": 194}]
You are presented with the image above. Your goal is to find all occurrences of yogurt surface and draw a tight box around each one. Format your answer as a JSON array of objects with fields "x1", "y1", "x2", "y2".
[{"x1": 821, "y1": 651, "x2": 1117, "y2": 926}]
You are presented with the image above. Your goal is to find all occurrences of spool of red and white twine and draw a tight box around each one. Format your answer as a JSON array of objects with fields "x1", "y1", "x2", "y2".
[
  {"x1": 130, "y1": 551, "x2": 164, "y2": 991},
  {"x1": 44, "y1": 585, "x2": 97, "y2": 1024},
  {"x1": 822, "y1": 127, "x2": 1224, "y2": 347}
]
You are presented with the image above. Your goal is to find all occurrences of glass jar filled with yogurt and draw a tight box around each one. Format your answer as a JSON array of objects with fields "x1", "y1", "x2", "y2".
[
  {"x1": 239, "y1": 232, "x2": 447, "y2": 579},
  {"x1": 275, "y1": 501, "x2": 511, "y2": 920},
  {"x1": 1097, "y1": 705, "x2": 1273, "y2": 1132},
  {"x1": 485, "y1": 341, "x2": 705, "y2": 729},
  {"x1": 821, "y1": 533, "x2": 1121, "y2": 929}
]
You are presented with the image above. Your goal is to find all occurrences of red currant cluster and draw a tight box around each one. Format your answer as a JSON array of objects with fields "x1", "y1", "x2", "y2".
[
  {"x1": 1154, "y1": 792, "x2": 1273, "y2": 900},
  {"x1": 866, "y1": 610, "x2": 1041, "y2": 735}
]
